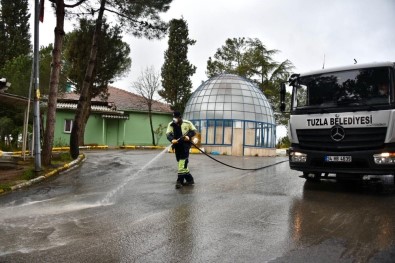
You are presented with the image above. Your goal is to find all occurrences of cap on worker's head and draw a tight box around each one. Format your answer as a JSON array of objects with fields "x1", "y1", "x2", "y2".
[{"x1": 173, "y1": 111, "x2": 181, "y2": 118}]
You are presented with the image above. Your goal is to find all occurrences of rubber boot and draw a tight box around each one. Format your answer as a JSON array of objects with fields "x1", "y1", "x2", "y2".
[
  {"x1": 184, "y1": 173, "x2": 194, "y2": 185},
  {"x1": 175, "y1": 174, "x2": 185, "y2": 189}
]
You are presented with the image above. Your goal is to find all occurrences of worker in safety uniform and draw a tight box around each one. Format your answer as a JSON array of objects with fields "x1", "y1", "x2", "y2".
[{"x1": 166, "y1": 111, "x2": 197, "y2": 189}]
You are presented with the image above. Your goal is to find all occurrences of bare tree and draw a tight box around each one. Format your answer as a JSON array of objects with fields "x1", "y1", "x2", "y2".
[{"x1": 133, "y1": 66, "x2": 161, "y2": 146}]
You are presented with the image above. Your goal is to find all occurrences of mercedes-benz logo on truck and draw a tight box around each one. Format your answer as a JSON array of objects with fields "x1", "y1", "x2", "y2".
[{"x1": 330, "y1": 125, "x2": 345, "y2": 141}]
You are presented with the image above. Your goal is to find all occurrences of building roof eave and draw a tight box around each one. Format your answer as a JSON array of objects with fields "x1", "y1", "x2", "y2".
[
  {"x1": 0, "y1": 92, "x2": 32, "y2": 107},
  {"x1": 56, "y1": 102, "x2": 124, "y2": 115}
]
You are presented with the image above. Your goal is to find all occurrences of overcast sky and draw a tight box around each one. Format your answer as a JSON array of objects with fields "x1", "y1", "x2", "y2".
[{"x1": 35, "y1": 0, "x2": 395, "y2": 94}]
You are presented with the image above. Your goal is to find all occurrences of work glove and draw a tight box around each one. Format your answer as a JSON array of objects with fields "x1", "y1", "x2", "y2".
[
  {"x1": 171, "y1": 139, "x2": 178, "y2": 145},
  {"x1": 184, "y1": 136, "x2": 190, "y2": 141}
]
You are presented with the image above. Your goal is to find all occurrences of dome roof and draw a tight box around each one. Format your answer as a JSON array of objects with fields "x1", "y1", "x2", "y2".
[{"x1": 183, "y1": 74, "x2": 275, "y2": 123}]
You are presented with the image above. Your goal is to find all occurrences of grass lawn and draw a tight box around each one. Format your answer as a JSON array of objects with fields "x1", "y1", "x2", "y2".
[{"x1": 0, "y1": 152, "x2": 73, "y2": 192}]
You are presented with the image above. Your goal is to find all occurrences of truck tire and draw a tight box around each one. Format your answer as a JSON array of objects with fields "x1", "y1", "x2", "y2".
[{"x1": 379, "y1": 175, "x2": 395, "y2": 194}]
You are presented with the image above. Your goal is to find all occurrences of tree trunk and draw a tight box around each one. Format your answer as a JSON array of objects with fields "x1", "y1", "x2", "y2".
[
  {"x1": 78, "y1": 97, "x2": 92, "y2": 145},
  {"x1": 42, "y1": 1, "x2": 65, "y2": 165},
  {"x1": 148, "y1": 105, "x2": 155, "y2": 145},
  {"x1": 70, "y1": 0, "x2": 106, "y2": 159}
]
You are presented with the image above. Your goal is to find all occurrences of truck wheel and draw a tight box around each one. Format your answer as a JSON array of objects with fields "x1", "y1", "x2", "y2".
[
  {"x1": 303, "y1": 172, "x2": 321, "y2": 182},
  {"x1": 379, "y1": 175, "x2": 395, "y2": 194}
]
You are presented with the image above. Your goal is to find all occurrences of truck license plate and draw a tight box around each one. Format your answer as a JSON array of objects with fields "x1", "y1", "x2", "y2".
[{"x1": 325, "y1": 156, "x2": 352, "y2": 162}]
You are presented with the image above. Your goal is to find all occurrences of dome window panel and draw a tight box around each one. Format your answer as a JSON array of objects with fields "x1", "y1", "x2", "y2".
[
  {"x1": 233, "y1": 96, "x2": 243, "y2": 103},
  {"x1": 232, "y1": 111, "x2": 244, "y2": 119},
  {"x1": 200, "y1": 102, "x2": 208, "y2": 111},
  {"x1": 193, "y1": 111, "x2": 200, "y2": 119},
  {"x1": 242, "y1": 89, "x2": 252, "y2": 97},
  {"x1": 215, "y1": 110, "x2": 224, "y2": 119},
  {"x1": 232, "y1": 88, "x2": 242, "y2": 96},
  {"x1": 245, "y1": 112, "x2": 255, "y2": 120},
  {"x1": 207, "y1": 111, "x2": 215, "y2": 119},
  {"x1": 223, "y1": 110, "x2": 232, "y2": 119},
  {"x1": 224, "y1": 102, "x2": 232, "y2": 111},
  {"x1": 210, "y1": 88, "x2": 219, "y2": 95},
  {"x1": 215, "y1": 103, "x2": 224, "y2": 111},
  {"x1": 254, "y1": 105, "x2": 262, "y2": 113},
  {"x1": 244, "y1": 97, "x2": 254, "y2": 104},
  {"x1": 192, "y1": 103, "x2": 200, "y2": 111},
  {"x1": 232, "y1": 103, "x2": 244, "y2": 112},
  {"x1": 216, "y1": 95, "x2": 225, "y2": 102},
  {"x1": 232, "y1": 83, "x2": 241, "y2": 90},
  {"x1": 218, "y1": 89, "x2": 226, "y2": 95},
  {"x1": 244, "y1": 104, "x2": 255, "y2": 112}
]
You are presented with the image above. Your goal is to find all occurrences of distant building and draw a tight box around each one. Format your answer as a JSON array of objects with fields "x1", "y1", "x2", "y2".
[
  {"x1": 51, "y1": 86, "x2": 172, "y2": 147},
  {"x1": 183, "y1": 74, "x2": 276, "y2": 156}
]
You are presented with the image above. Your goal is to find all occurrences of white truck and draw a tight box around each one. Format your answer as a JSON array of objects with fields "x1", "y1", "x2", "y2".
[{"x1": 280, "y1": 62, "x2": 395, "y2": 183}]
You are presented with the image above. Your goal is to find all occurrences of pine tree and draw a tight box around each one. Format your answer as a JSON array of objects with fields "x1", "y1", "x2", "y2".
[
  {"x1": 64, "y1": 18, "x2": 131, "y2": 145},
  {"x1": 0, "y1": 0, "x2": 31, "y2": 66},
  {"x1": 159, "y1": 18, "x2": 196, "y2": 113}
]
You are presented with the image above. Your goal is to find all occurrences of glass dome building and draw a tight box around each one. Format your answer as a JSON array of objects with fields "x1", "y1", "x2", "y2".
[{"x1": 183, "y1": 74, "x2": 276, "y2": 156}]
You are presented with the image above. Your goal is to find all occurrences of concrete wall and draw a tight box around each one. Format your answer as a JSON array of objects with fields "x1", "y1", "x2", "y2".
[
  {"x1": 203, "y1": 145, "x2": 276, "y2": 157},
  {"x1": 201, "y1": 126, "x2": 275, "y2": 157}
]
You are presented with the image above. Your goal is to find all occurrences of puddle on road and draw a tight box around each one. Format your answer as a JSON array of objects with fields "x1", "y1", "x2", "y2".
[
  {"x1": 0, "y1": 196, "x2": 109, "y2": 220},
  {"x1": 100, "y1": 145, "x2": 170, "y2": 205},
  {"x1": 0, "y1": 147, "x2": 171, "y2": 220}
]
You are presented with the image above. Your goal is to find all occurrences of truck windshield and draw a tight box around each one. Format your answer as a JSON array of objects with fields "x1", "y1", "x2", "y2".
[{"x1": 293, "y1": 67, "x2": 391, "y2": 110}]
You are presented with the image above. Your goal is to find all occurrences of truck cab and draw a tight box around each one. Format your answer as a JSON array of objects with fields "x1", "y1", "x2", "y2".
[{"x1": 281, "y1": 62, "x2": 395, "y2": 182}]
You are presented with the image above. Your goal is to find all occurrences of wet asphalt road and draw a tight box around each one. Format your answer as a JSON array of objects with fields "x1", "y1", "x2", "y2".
[{"x1": 0, "y1": 149, "x2": 395, "y2": 262}]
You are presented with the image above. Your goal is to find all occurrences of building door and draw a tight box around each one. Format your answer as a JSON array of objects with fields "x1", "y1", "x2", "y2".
[
  {"x1": 106, "y1": 119, "x2": 119, "y2": 146},
  {"x1": 232, "y1": 127, "x2": 244, "y2": 156}
]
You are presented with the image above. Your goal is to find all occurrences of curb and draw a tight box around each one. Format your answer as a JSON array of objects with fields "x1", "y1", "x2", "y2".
[
  {"x1": 167, "y1": 147, "x2": 203, "y2": 154},
  {"x1": 121, "y1": 145, "x2": 203, "y2": 154},
  {"x1": 2, "y1": 144, "x2": 200, "y2": 158},
  {"x1": 1, "y1": 146, "x2": 109, "y2": 159},
  {"x1": 8, "y1": 154, "x2": 86, "y2": 192},
  {"x1": 119, "y1": 145, "x2": 165, "y2": 150}
]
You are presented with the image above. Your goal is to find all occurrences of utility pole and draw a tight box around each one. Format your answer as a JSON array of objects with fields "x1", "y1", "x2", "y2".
[{"x1": 33, "y1": 0, "x2": 41, "y2": 171}]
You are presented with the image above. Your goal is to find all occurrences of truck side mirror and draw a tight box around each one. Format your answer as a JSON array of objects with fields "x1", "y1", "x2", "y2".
[{"x1": 280, "y1": 82, "x2": 286, "y2": 112}]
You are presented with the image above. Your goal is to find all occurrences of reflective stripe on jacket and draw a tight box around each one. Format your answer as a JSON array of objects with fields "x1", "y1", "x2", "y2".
[{"x1": 166, "y1": 120, "x2": 197, "y2": 141}]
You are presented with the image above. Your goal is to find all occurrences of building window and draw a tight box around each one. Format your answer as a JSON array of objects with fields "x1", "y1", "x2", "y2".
[{"x1": 64, "y1": 119, "x2": 73, "y2": 133}]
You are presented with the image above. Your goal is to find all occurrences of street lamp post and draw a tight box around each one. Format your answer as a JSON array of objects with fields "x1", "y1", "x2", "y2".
[{"x1": 33, "y1": 0, "x2": 41, "y2": 171}]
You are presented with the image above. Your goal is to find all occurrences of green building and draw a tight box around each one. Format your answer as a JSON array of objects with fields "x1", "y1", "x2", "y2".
[{"x1": 53, "y1": 87, "x2": 172, "y2": 147}]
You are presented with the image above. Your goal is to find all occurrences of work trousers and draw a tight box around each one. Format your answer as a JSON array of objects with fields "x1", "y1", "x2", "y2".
[
  {"x1": 178, "y1": 158, "x2": 190, "y2": 175},
  {"x1": 174, "y1": 145, "x2": 192, "y2": 182}
]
